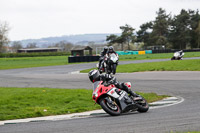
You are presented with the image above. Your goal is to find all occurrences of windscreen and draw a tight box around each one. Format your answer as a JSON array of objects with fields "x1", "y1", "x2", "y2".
[
  {"x1": 110, "y1": 53, "x2": 116, "y2": 58},
  {"x1": 93, "y1": 81, "x2": 100, "y2": 91}
]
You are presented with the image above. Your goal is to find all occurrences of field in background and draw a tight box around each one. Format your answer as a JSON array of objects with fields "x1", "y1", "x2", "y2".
[
  {"x1": 81, "y1": 59, "x2": 200, "y2": 73},
  {"x1": 0, "y1": 87, "x2": 167, "y2": 120},
  {"x1": 0, "y1": 52, "x2": 200, "y2": 70},
  {"x1": 0, "y1": 56, "x2": 69, "y2": 70},
  {"x1": 119, "y1": 52, "x2": 200, "y2": 61},
  {"x1": 116, "y1": 59, "x2": 200, "y2": 73}
]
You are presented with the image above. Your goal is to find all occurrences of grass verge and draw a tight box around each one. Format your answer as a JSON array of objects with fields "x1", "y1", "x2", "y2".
[
  {"x1": 81, "y1": 59, "x2": 200, "y2": 73},
  {"x1": 173, "y1": 131, "x2": 200, "y2": 133},
  {"x1": 0, "y1": 52, "x2": 200, "y2": 70},
  {"x1": 0, "y1": 87, "x2": 167, "y2": 120},
  {"x1": 0, "y1": 56, "x2": 69, "y2": 70},
  {"x1": 119, "y1": 52, "x2": 200, "y2": 61}
]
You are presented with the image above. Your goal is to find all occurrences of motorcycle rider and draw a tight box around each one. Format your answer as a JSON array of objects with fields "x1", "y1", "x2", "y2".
[
  {"x1": 98, "y1": 46, "x2": 108, "y2": 69},
  {"x1": 88, "y1": 69, "x2": 138, "y2": 97},
  {"x1": 104, "y1": 46, "x2": 119, "y2": 74},
  {"x1": 178, "y1": 50, "x2": 183, "y2": 56},
  {"x1": 172, "y1": 50, "x2": 184, "y2": 60},
  {"x1": 106, "y1": 46, "x2": 118, "y2": 58}
]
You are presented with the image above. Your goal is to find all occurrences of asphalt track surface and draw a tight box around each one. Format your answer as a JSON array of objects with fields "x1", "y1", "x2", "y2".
[{"x1": 0, "y1": 57, "x2": 200, "y2": 133}]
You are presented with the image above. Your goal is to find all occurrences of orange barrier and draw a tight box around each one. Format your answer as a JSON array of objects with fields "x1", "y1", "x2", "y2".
[{"x1": 138, "y1": 51, "x2": 145, "y2": 55}]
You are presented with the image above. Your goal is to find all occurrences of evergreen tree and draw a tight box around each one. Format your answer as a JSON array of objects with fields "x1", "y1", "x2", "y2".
[
  {"x1": 136, "y1": 22, "x2": 153, "y2": 47},
  {"x1": 189, "y1": 10, "x2": 200, "y2": 48},
  {"x1": 106, "y1": 34, "x2": 118, "y2": 45},
  {"x1": 195, "y1": 21, "x2": 200, "y2": 48},
  {"x1": 169, "y1": 9, "x2": 191, "y2": 49},
  {"x1": 119, "y1": 24, "x2": 135, "y2": 50},
  {"x1": 150, "y1": 8, "x2": 170, "y2": 47},
  {"x1": 107, "y1": 24, "x2": 135, "y2": 50}
]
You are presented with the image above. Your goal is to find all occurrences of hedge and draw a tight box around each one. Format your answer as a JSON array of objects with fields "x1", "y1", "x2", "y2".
[{"x1": 0, "y1": 52, "x2": 70, "y2": 58}]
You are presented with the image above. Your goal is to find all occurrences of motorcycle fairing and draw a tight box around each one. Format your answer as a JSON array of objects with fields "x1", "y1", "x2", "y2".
[{"x1": 107, "y1": 89, "x2": 137, "y2": 112}]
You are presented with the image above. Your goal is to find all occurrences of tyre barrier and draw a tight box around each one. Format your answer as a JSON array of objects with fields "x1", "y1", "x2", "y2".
[{"x1": 68, "y1": 56, "x2": 100, "y2": 63}]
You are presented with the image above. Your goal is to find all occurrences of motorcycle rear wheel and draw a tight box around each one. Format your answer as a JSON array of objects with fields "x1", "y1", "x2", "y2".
[
  {"x1": 135, "y1": 96, "x2": 149, "y2": 113},
  {"x1": 99, "y1": 97, "x2": 121, "y2": 116}
]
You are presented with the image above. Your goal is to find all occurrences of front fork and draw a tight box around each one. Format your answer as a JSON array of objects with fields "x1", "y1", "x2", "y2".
[{"x1": 105, "y1": 96, "x2": 117, "y2": 106}]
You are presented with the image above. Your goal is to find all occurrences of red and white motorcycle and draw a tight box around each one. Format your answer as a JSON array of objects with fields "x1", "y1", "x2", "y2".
[{"x1": 92, "y1": 81, "x2": 149, "y2": 116}]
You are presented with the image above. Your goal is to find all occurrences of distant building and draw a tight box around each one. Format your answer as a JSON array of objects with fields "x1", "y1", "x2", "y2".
[
  {"x1": 17, "y1": 47, "x2": 61, "y2": 53},
  {"x1": 68, "y1": 46, "x2": 99, "y2": 63},
  {"x1": 70, "y1": 46, "x2": 93, "y2": 56}
]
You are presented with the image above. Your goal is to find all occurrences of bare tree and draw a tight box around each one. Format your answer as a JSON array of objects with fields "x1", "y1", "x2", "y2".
[
  {"x1": 26, "y1": 42, "x2": 37, "y2": 48},
  {"x1": 52, "y1": 41, "x2": 73, "y2": 52},
  {"x1": 0, "y1": 21, "x2": 10, "y2": 53},
  {"x1": 12, "y1": 41, "x2": 23, "y2": 52}
]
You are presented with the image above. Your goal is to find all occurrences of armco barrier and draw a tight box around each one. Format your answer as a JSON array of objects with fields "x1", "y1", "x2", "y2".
[{"x1": 68, "y1": 56, "x2": 100, "y2": 63}]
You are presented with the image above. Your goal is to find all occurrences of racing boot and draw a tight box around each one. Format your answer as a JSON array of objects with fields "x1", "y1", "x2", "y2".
[{"x1": 121, "y1": 83, "x2": 142, "y2": 101}]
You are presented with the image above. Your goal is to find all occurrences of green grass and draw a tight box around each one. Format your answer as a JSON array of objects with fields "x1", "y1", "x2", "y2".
[
  {"x1": 119, "y1": 52, "x2": 200, "y2": 61},
  {"x1": 185, "y1": 131, "x2": 200, "y2": 133},
  {"x1": 0, "y1": 56, "x2": 69, "y2": 70},
  {"x1": 81, "y1": 59, "x2": 200, "y2": 73},
  {"x1": 116, "y1": 59, "x2": 200, "y2": 73},
  {"x1": 0, "y1": 87, "x2": 167, "y2": 120},
  {"x1": 0, "y1": 52, "x2": 199, "y2": 70},
  {"x1": 172, "y1": 131, "x2": 200, "y2": 133},
  {"x1": 184, "y1": 131, "x2": 200, "y2": 133}
]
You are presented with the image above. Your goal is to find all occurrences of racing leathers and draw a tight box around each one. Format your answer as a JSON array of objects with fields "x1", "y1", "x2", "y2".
[{"x1": 98, "y1": 74, "x2": 137, "y2": 97}]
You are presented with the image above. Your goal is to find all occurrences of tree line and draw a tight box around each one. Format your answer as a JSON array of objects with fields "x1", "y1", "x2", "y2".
[{"x1": 107, "y1": 8, "x2": 200, "y2": 50}]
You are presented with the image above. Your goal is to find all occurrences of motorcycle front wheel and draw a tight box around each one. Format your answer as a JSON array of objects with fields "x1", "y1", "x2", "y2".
[
  {"x1": 99, "y1": 97, "x2": 121, "y2": 116},
  {"x1": 106, "y1": 65, "x2": 111, "y2": 74},
  {"x1": 112, "y1": 64, "x2": 117, "y2": 74},
  {"x1": 171, "y1": 57, "x2": 175, "y2": 60}
]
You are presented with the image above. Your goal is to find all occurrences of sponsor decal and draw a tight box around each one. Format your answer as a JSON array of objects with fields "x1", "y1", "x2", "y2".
[{"x1": 119, "y1": 91, "x2": 126, "y2": 100}]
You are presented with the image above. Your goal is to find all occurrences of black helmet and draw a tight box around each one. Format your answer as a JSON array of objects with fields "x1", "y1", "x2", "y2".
[
  {"x1": 103, "y1": 46, "x2": 108, "y2": 52},
  {"x1": 88, "y1": 69, "x2": 100, "y2": 83},
  {"x1": 108, "y1": 46, "x2": 114, "y2": 52}
]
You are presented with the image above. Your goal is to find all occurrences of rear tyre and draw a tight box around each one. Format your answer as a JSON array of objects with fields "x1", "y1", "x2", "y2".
[
  {"x1": 106, "y1": 66, "x2": 111, "y2": 74},
  {"x1": 135, "y1": 96, "x2": 149, "y2": 113},
  {"x1": 99, "y1": 69, "x2": 102, "y2": 74},
  {"x1": 99, "y1": 97, "x2": 121, "y2": 116}
]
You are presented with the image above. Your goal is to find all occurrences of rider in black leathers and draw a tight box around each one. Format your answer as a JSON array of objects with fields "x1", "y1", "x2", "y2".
[
  {"x1": 98, "y1": 46, "x2": 108, "y2": 69},
  {"x1": 105, "y1": 46, "x2": 118, "y2": 58},
  {"x1": 88, "y1": 69, "x2": 137, "y2": 97}
]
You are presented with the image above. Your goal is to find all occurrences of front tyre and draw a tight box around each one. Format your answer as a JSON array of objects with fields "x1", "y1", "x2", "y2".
[
  {"x1": 112, "y1": 64, "x2": 117, "y2": 75},
  {"x1": 99, "y1": 97, "x2": 121, "y2": 116},
  {"x1": 135, "y1": 96, "x2": 149, "y2": 113}
]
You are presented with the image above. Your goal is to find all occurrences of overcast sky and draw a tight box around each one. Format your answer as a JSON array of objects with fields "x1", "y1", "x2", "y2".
[{"x1": 1, "y1": 0, "x2": 200, "y2": 41}]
